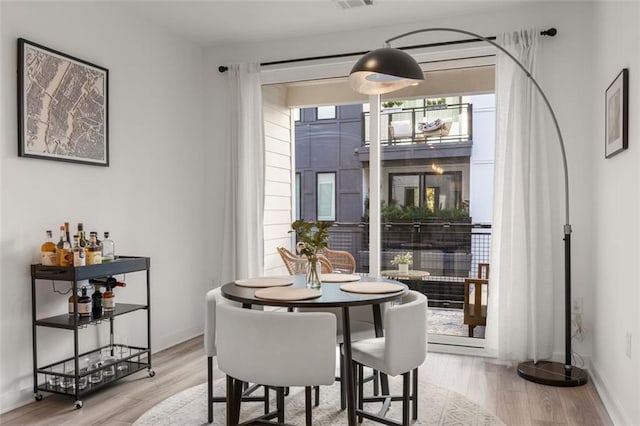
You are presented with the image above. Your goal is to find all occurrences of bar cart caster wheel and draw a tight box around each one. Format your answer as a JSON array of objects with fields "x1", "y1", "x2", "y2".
[
  {"x1": 148, "y1": 369, "x2": 156, "y2": 377},
  {"x1": 75, "y1": 401, "x2": 83, "y2": 409},
  {"x1": 34, "y1": 393, "x2": 43, "y2": 401}
]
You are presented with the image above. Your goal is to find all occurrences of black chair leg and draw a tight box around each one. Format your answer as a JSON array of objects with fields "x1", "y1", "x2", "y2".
[
  {"x1": 412, "y1": 368, "x2": 418, "y2": 420},
  {"x1": 208, "y1": 357, "x2": 213, "y2": 423},
  {"x1": 264, "y1": 385, "x2": 270, "y2": 414},
  {"x1": 314, "y1": 385, "x2": 320, "y2": 406},
  {"x1": 276, "y1": 387, "x2": 285, "y2": 423},
  {"x1": 305, "y1": 386, "x2": 312, "y2": 426},
  {"x1": 340, "y1": 343, "x2": 346, "y2": 410},
  {"x1": 402, "y1": 372, "x2": 410, "y2": 426},
  {"x1": 357, "y1": 362, "x2": 364, "y2": 423}
]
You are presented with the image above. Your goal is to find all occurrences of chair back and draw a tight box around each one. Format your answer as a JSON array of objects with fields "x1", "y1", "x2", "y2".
[
  {"x1": 320, "y1": 248, "x2": 357, "y2": 274},
  {"x1": 217, "y1": 303, "x2": 337, "y2": 387},
  {"x1": 204, "y1": 287, "x2": 223, "y2": 357},
  {"x1": 384, "y1": 290, "x2": 427, "y2": 376},
  {"x1": 277, "y1": 246, "x2": 333, "y2": 274}
]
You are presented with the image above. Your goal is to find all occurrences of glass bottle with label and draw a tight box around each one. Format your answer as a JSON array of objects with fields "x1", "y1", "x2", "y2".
[
  {"x1": 40, "y1": 230, "x2": 57, "y2": 266},
  {"x1": 91, "y1": 285, "x2": 103, "y2": 318},
  {"x1": 101, "y1": 232, "x2": 115, "y2": 262},
  {"x1": 56, "y1": 225, "x2": 72, "y2": 267},
  {"x1": 77, "y1": 223, "x2": 88, "y2": 253},
  {"x1": 77, "y1": 287, "x2": 91, "y2": 317},
  {"x1": 68, "y1": 291, "x2": 77, "y2": 316},
  {"x1": 87, "y1": 232, "x2": 102, "y2": 265},
  {"x1": 103, "y1": 283, "x2": 115, "y2": 312},
  {"x1": 73, "y1": 235, "x2": 86, "y2": 267}
]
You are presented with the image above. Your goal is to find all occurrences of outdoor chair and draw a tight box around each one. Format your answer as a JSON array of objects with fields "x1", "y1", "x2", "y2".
[
  {"x1": 277, "y1": 246, "x2": 333, "y2": 274},
  {"x1": 463, "y1": 263, "x2": 490, "y2": 337},
  {"x1": 319, "y1": 247, "x2": 357, "y2": 274}
]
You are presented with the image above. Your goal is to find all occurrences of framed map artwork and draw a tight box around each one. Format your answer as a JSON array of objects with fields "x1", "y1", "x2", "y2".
[{"x1": 18, "y1": 38, "x2": 109, "y2": 166}]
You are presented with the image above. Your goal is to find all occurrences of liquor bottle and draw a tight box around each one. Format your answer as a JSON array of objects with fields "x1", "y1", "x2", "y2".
[
  {"x1": 77, "y1": 287, "x2": 91, "y2": 317},
  {"x1": 86, "y1": 232, "x2": 102, "y2": 265},
  {"x1": 64, "y1": 222, "x2": 70, "y2": 246},
  {"x1": 91, "y1": 285, "x2": 103, "y2": 318},
  {"x1": 77, "y1": 223, "x2": 88, "y2": 252},
  {"x1": 101, "y1": 232, "x2": 115, "y2": 262},
  {"x1": 68, "y1": 291, "x2": 77, "y2": 315},
  {"x1": 102, "y1": 283, "x2": 115, "y2": 312},
  {"x1": 73, "y1": 235, "x2": 86, "y2": 267},
  {"x1": 56, "y1": 225, "x2": 72, "y2": 267},
  {"x1": 40, "y1": 230, "x2": 57, "y2": 266}
]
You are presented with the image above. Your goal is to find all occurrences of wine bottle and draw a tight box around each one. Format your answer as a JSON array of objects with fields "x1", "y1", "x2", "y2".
[
  {"x1": 56, "y1": 225, "x2": 72, "y2": 267},
  {"x1": 40, "y1": 230, "x2": 57, "y2": 266},
  {"x1": 101, "y1": 232, "x2": 115, "y2": 262},
  {"x1": 77, "y1": 223, "x2": 88, "y2": 253},
  {"x1": 92, "y1": 285, "x2": 103, "y2": 318}
]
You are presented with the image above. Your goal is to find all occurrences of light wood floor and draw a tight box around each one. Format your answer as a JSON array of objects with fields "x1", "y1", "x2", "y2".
[{"x1": 1, "y1": 336, "x2": 612, "y2": 425}]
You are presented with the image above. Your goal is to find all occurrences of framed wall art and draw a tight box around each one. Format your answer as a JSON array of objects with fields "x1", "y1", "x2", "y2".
[
  {"x1": 605, "y1": 68, "x2": 628, "y2": 159},
  {"x1": 18, "y1": 38, "x2": 109, "y2": 166}
]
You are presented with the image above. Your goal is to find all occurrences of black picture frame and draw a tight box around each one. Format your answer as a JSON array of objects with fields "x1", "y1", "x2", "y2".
[
  {"x1": 18, "y1": 38, "x2": 109, "y2": 166},
  {"x1": 605, "y1": 68, "x2": 629, "y2": 159}
]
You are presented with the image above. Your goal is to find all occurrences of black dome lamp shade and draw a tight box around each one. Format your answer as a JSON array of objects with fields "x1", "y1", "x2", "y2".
[{"x1": 348, "y1": 47, "x2": 424, "y2": 95}]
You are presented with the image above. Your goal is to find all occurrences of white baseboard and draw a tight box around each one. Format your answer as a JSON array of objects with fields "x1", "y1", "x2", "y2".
[{"x1": 589, "y1": 359, "x2": 633, "y2": 425}]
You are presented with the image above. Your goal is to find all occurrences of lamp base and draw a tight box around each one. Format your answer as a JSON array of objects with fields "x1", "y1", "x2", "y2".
[{"x1": 517, "y1": 361, "x2": 588, "y2": 387}]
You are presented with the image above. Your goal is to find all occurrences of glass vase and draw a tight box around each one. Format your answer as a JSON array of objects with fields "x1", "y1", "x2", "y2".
[{"x1": 306, "y1": 256, "x2": 322, "y2": 290}]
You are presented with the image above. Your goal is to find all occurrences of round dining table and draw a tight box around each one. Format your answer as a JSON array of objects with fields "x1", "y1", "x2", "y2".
[{"x1": 221, "y1": 274, "x2": 408, "y2": 426}]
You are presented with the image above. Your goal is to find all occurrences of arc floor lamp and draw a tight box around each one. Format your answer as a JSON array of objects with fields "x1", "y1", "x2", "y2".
[{"x1": 349, "y1": 27, "x2": 588, "y2": 387}]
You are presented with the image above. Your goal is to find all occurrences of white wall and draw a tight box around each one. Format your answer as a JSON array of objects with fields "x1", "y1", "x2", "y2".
[
  {"x1": 469, "y1": 94, "x2": 496, "y2": 224},
  {"x1": 0, "y1": 2, "x2": 208, "y2": 412},
  {"x1": 590, "y1": 2, "x2": 640, "y2": 425},
  {"x1": 203, "y1": 0, "x2": 640, "y2": 418}
]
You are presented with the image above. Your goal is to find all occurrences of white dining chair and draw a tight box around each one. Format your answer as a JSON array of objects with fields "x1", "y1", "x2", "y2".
[
  {"x1": 204, "y1": 287, "x2": 269, "y2": 423},
  {"x1": 351, "y1": 290, "x2": 427, "y2": 426},
  {"x1": 297, "y1": 304, "x2": 384, "y2": 409},
  {"x1": 216, "y1": 302, "x2": 337, "y2": 425}
]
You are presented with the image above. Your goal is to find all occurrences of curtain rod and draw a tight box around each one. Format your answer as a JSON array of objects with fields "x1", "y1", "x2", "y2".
[{"x1": 218, "y1": 27, "x2": 556, "y2": 73}]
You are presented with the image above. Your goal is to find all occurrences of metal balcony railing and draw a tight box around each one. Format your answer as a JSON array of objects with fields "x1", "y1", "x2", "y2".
[{"x1": 362, "y1": 103, "x2": 473, "y2": 146}]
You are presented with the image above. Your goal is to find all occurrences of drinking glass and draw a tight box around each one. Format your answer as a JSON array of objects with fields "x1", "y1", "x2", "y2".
[
  {"x1": 101, "y1": 347, "x2": 116, "y2": 379},
  {"x1": 87, "y1": 353, "x2": 103, "y2": 384},
  {"x1": 115, "y1": 335, "x2": 129, "y2": 371}
]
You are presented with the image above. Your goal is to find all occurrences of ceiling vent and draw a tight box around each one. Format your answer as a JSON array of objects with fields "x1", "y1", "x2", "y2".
[{"x1": 333, "y1": 0, "x2": 373, "y2": 10}]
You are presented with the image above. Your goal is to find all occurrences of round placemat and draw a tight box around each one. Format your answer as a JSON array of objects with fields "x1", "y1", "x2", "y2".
[
  {"x1": 340, "y1": 282, "x2": 404, "y2": 294},
  {"x1": 254, "y1": 287, "x2": 322, "y2": 301},
  {"x1": 234, "y1": 277, "x2": 293, "y2": 288},
  {"x1": 320, "y1": 273, "x2": 361, "y2": 283}
]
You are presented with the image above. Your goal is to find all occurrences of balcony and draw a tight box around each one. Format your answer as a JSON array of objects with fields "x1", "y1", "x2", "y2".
[{"x1": 355, "y1": 103, "x2": 473, "y2": 162}]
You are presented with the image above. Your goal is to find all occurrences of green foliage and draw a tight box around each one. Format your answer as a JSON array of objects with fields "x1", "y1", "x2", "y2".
[
  {"x1": 290, "y1": 220, "x2": 333, "y2": 257},
  {"x1": 382, "y1": 101, "x2": 404, "y2": 109},
  {"x1": 391, "y1": 252, "x2": 413, "y2": 265},
  {"x1": 364, "y1": 197, "x2": 469, "y2": 221}
]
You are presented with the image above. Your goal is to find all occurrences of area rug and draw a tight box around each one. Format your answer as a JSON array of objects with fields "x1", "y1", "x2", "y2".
[{"x1": 134, "y1": 376, "x2": 503, "y2": 425}]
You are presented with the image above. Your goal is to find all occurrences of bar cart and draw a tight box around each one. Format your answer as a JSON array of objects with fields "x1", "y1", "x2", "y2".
[{"x1": 31, "y1": 256, "x2": 153, "y2": 409}]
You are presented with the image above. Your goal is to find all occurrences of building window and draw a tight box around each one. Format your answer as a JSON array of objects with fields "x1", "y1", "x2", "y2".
[
  {"x1": 317, "y1": 172, "x2": 336, "y2": 221},
  {"x1": 295, "y1": 173, "x2": 301, "y2": 220},
  {"x1": 317, "y1": 105, "x2": 336, "y2": 120},
  {"x1": 292, "y1": 108, "x2": 301, "y2": 122},
  {"x1": 389, "y1": 171, "x2": 462, "y2": 212}
]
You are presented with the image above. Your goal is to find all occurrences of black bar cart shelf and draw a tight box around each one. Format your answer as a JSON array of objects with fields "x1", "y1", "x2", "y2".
[{"x1": 31, "y1": 256, "x2": 153, "y2": 409}]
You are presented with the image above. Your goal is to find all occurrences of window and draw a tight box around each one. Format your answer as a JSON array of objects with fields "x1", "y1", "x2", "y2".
[
  {"x1": 389, "y1": 171, "x2": 462, "y2": 211},
  {"x1": 317, "y1": 105, "x2": 336, "y2": 120},
  {"x1": 293, "y1": 108, "x2": 301, "y2": 122},
  {"x1": 317, "y1": 172, "x2": 336, "y2": 221}
]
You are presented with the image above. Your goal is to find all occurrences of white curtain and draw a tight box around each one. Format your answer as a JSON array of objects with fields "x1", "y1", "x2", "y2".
[
  {"x1": 221, "y1": 63, "x2": 265, "y2": 281},
  {"x1": 486, "y1": 29, "x2": 557, "y2": 362}
]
